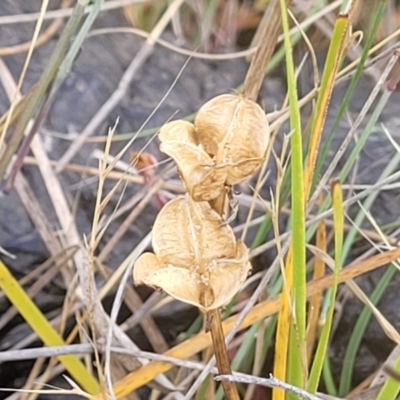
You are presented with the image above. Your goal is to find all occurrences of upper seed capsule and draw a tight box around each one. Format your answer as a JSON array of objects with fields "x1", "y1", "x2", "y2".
[{"x1": 195, "y1": 93, "x2": 270, "y2": 185}]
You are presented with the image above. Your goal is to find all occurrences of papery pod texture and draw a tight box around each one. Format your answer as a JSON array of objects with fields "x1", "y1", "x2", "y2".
[
  {"x1": 195, "y1": 93, "x2": 270, "y2": 185},
  {"x1": 159, "y1": 120, "x2": 227, "y2": 201},
  {"x1": 133, "y1": 195, "x2": 251, "y2": 312}
]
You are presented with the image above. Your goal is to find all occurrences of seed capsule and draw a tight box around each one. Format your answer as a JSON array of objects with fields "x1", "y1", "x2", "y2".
[
  {"x1": 133, "y1": 195, "x2": 251, "y2": 312},
  {"x1": 195, "y1": 93, "x2": 270, "y2": 185},
  {"x1": 159, "y1": 120, "x2": 227, "y2": 201}
]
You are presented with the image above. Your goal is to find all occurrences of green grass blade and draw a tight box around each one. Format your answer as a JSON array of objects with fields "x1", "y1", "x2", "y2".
[
  {"x1": 304, "y1": 9, "x2": 352, "y2": 199},
  {"x1": 339, "y1": 264, "x2": 397, "y2": 396},
  {"x1": 51, "y1": 0, "x2": 105, "y2": 93},
  {"x1": 338, "y1": 151, "x2": 400, "y2": 395},
  {"x1": 0, "y1": 258, "x2": 100, "y2": 393},
  {"x1": 376, "y1": 357, "x2": 400, "y2": 400},
  {"x1": 278, "y1": 0, "x2": 307, "y2": 394},
  {"x1": 322, "y1": 355, "x2": 338, "y2": 395},
  {"x1": 313, "y1": 1, "x2": 386, "y2": 193},
  {"x1": 307, "y1": 180, "x2": 343, "y2": 393}
]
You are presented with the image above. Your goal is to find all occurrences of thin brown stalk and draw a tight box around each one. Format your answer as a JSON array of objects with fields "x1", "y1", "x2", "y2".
[
  {"x1": 208, "y1": 308, "x2": 240, "y2": 400},
  {"x1": 243, "y1": 0, "x2": 286, "y2": 101},
  {"x1": 208, "y1": 189, "x2": 240, "y2": 399},
  {"x1": 97, "y1": 177, "x2": 164, "y2": 262}
]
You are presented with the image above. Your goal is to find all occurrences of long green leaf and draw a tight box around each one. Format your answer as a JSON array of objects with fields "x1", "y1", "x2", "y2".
[
  {"x1": 376, "y1": 358, "x2": 400, "y2": 400},
  {"x1": 313, "y1": 1, "x2": 387, "y2": 193},
  {"x1": 307, "y1": 180, "x2": 343, "y2": 393},
  {"x1": 0, "y1": 258, "x2": 100, "y2": 393},
  {"x1": 278, "y1": 0, "x2": 307, "y2": 396}
]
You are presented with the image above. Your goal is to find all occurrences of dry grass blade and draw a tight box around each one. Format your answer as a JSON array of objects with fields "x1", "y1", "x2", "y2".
[
  {"x1": 243, "y1": 0, "x2": 285, "y2": 101},
  {"x1": 303, "y1": 3, "x2": 357, "y2": 201}
]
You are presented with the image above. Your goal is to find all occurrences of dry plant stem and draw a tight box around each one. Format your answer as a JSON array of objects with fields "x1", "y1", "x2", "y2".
[
  {"x1": 0, "y1": 341, "x2": 388, "y2": 400},
  {"x1": 2, "y1": 91, "x2": 54, "y2": 193},
  {"x1": 0, "y1": 0, "x2": 144, "y2": 25},
  {"x1": 208, "y1": 190, "x2": 240, "y2": 400},
  {"x1": 243, "y1": 0, "x2": 286, "y2": 101},
  {"x1": 97, "y1": 177, "x2": 164, "y2": 261},
  {"x1": 189, "y1": 2, "x2": 283, "y2": 396},
  {"x1": 99, "y1": 262, "x2": 169, "y2": 353},
  {"x1": 76, "y1": 253, "x2": 177, "y2": 393},
  {"x1": 208, "y1": 308, "x2": 240, "y2": 400}
]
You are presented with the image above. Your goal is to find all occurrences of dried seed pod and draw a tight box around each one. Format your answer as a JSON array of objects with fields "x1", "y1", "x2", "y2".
[
  {"x1": 159, "y1": 120, "x2": 198, "y2": 144},
  {"x1": 195, "y1": 93, "x2": 270, "y2": 185},
  {"x1": 133, "y1": 195, "x2": 251, "y2": 312},
  {"x1": 159, "y1": 120, "x2": 227, "y2": 201}
]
